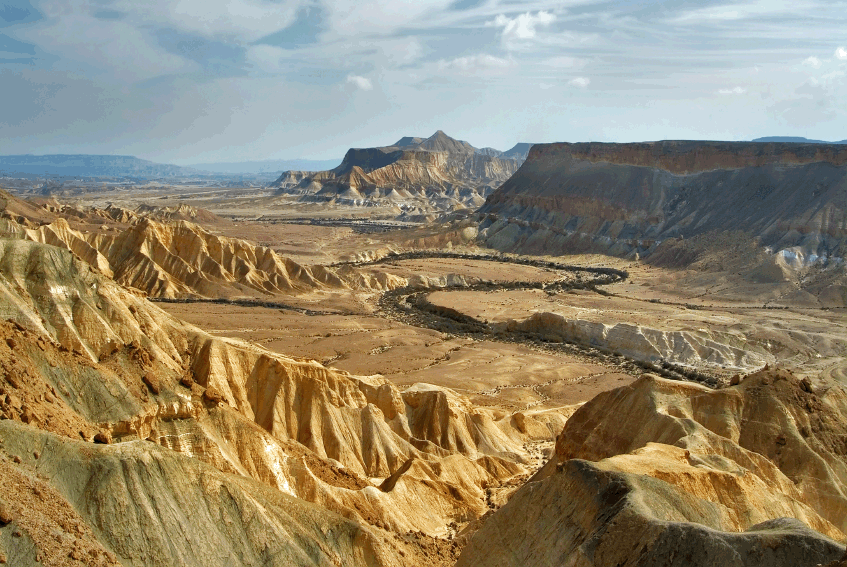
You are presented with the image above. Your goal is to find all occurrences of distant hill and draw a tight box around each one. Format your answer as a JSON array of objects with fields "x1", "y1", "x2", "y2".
[
  {"x1": 272, "y1": 131, "x2": 534, "y2": 215},
  {"x1": 0, "y1": 154, "x2": 194, "y2": 178},
  {"x1": 392, "y1": 136, "x2": 426, "y2": 148},
  {"x1": 414, "y1": 129, "x2": 476, "y2": 153},
  {"x1": 188, "y1": 158, "x2": 341, "y2": 175},
  {"x1": 753, "y1": 137, "x2": 847, "y2": 144},
  {"x1": 501, "y1": 143, "x2": 534, "y2": 160}
]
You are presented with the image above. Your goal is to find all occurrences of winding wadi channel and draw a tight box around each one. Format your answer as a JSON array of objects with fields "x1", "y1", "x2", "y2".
[
  {"x1": 156, "y1": 251, "x2": 730, "y2": 390},
  {"x1": 337, "y1": 251, "x2": 722, "y2": 387}
]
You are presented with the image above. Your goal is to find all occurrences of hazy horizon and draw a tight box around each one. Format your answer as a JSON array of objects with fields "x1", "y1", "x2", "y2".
[{"x1": 2, "y1": 0, "x2": 846, "y2": 165}]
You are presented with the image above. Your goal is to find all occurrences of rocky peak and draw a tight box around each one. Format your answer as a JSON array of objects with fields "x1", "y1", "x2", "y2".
[
  {"x1": 392, "y1": 136, "x2": 426, "y2": 148},
  {"x1": 415, "y1": 130, "x2": 476, "y2": 154}
]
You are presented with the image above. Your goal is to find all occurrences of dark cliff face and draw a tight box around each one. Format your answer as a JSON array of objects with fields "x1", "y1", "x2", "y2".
[
  {"x1": 333, "y1": 148, "x2": 405, "y2": 175},
  {"x1": 524, "y1": 141, "x2": 847, "y2": 175},
  {"x1": 479, "y1": 141, "x2": 847, "y2": 285}
]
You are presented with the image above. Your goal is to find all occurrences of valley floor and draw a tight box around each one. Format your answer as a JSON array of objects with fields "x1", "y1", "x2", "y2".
[{"x1": 1, "y1": 182, "x2": 845, "y2": 567}]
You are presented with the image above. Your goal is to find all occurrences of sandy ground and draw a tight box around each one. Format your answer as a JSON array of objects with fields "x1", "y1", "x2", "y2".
[
  {"x1": 160, "y1": 298, "x2": 632, "y2": 414},
  {"x1": 62, "y1": 185, "x2": 846, "y2": 401},
  {"x1": 426, "y1": 287, "x2": 846, "y2": 374}
]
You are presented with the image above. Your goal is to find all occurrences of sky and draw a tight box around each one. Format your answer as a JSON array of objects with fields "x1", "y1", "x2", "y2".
[{"x1": 0, "y1": 0, "x2": 846, "y2": 164}]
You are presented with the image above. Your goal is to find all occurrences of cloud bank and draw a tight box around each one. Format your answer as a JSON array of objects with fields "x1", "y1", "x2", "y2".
[{"x1": 0, "y1": 0, "x2": 845, "y2": 162}]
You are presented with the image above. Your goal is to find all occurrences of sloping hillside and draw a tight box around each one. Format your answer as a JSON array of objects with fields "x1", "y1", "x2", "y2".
[
  {"x1": 478, "y1": 141, "x2": 847, "y2": 303},
  {"x1": 458, "y1": 371, "x2": 847, "y2": 567},
  {"x1": 0, "y1": 191, "x2": 404, "y2": 298},
  {"x1": 0, "y1": 236, "x2": 557, "y2": 565}
]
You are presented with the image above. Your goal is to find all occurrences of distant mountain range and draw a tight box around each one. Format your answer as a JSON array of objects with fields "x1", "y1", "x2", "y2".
[
  {"x1": 753, "y1": 137, "x2": 847, "y2": 144},
  {"x1": 0, "y1": 154, "x2": 196, "y2": 178},
  {"x1": 0, "y1": 137, "x2": 530, "y2": 180},
  {"x1": 0, "y1": 154, "x2": 342, "y2": 178}
]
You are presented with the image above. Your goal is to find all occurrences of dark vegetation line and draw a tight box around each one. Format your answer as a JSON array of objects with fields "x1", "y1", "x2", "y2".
[
  {"x1": 329, "y1": 250, "x2": 628, "y2": 280},
  {"x1": 154, "y1": 251, "x2": 720, "y2": 388},
  {"x1": 259, "y1": 217, "x2": 412, "y2": 233},
  {"x1": 340, "y1": 253, "x2": 719, "y2": 387},
  {"x1": 149, "y1": 296, "x2": 340, "y2": 317}
]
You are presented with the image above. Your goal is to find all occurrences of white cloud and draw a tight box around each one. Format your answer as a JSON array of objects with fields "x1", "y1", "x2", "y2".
[
  {"x1": 672, "y1": 7, "x2": 743, "y2": 23},
  {"x1": 124, "y1": 0, "x2": 304, "y2": 42},
  {"x1": 322, "y1": 0, "x2": 455, "y2": 38},
  {"x1": 438, "y1": 54, "x2": 512, "y2": 72},
  {"x1": 803, "y1": 56, "x2": 822, "y2": 69},
  {"x1": 718, "y1": 86, "x2": 746, "y2": 95},
  {"x1": 569, "y1": 77, "x2": 590, "y2": 88},
  {"x1": 32, "y1": 0, "x2": 305, "y2": 43},
  {"x1": 439, "y1": 54, "x2": 511, "y2": 71},
  {"x1": 669, "y1": 1, "x2": 801, "y2": 25},
  {"x1": 771, "y1": 72, "x2": 846, "y2": 127},
  {"x1": 836, "y1": 47, "x2": 847, "y2": 60},
  {"x1": 15, "y1": 0, "x2": 308, "y2": 82},
  {"x1": 378, "y1": 38, "x2": 424, "y2": 66},
  {"x1": 346, "y1": 75, "x2": 373, "y2": 91},
  {"x1": 16, "y1": 8, "x2": 193, "y2": 81},
  {"x1": 487, "y1": 11, "x2": 556, "y2": 48}
]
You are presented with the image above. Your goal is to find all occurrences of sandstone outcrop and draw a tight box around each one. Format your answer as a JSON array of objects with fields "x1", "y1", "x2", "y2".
[
  {"x1": 495, "y1": 311, "x2": 772, "y2": 372},
  {"x1": 274, "y1": 131, "x2": 529, "y2": 214},
  {"x1": 0, "y1": 192, "x2": 405, "y2": 298},
  {"x1": 0, "y1": 420, "x2": 412, "y2": 567},
  {"x1": 0, "y1": 237, "x2": 545, "y2": 564},
  {"x1": 458, "y1": 370, "x2": 847, "y2": 566}
]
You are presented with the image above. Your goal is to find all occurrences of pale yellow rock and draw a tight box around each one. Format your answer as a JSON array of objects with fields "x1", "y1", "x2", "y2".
[
  {"x1": 0, "y1": 237, "x2": 537, "y2": 541},
  {"x1": 458, "y1": 371, "x2": 847, "y2": 567}
]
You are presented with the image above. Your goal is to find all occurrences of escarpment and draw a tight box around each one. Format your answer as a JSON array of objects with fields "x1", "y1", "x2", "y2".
[
  {"x1": 478, "y1": 141, "x2": 847, "y2": 300},
  {"x1": 457, "y1": 371, "x2": 847, "y2": 567}
]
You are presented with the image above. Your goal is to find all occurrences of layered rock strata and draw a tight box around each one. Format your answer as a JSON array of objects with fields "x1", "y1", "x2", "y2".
[
  {"x1": 274, "y1": 131, "x2": 528, "y2": 213},
  {"x1": 458, "y1": 370, "x2": 847, "y2": 566},
  {"x1": 478, "y1": 141, "x2": 847, "y2": 301},
  {"x1": 0, "y1": 192, "x2": 405, "y2": 298},
  {"x1": 0, "y1": 237, "x2": 552, "y2": 564}
]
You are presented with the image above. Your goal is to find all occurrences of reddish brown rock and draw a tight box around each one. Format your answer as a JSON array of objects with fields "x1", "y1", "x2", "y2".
[
  {"x1": 93, "y1": 430, "x2": 111, "y2": 444},
  {"x1": 203, "y1": 385, "x2": 223, "y2": 404},
  {"x1": 142, "y1": 372, "x2": 160, "y2": 395}
]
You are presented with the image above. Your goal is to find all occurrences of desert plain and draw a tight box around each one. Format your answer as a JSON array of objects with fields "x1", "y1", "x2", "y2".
[{"x1": 1, "y1": 137, "x2": 846, "y2": 567}]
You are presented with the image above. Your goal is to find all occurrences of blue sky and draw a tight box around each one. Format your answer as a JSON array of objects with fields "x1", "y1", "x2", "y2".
[{"x1": 1, "y1": 0, "x2": 846, "y2": 164}]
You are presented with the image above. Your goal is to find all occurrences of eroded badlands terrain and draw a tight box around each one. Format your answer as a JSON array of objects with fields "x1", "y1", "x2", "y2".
[{"x1": 0, "y1": 139, "x2": 846, "y2": 566}]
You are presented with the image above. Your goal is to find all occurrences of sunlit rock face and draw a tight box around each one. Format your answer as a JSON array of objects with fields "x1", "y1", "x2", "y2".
[
  {"x1": 273, "y1": 131, "x2": 527, "y2": 213},
  {"x1": 0, "y1": 237, "x2": 547, "y2": 565},
  {"x1": 0, "y1": 193, "x2": 407, "y2": 298},
  {"x1": 495, "y1": 311, "x2": 772, "y2": 372},
  {"x1": 458, "y1": 371, "x2": 847, "y2": 567}
]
